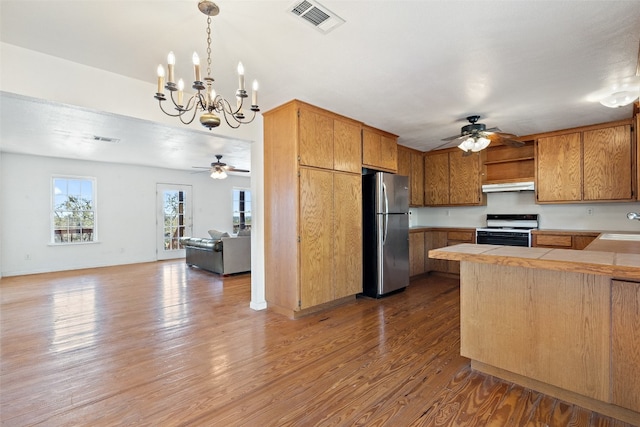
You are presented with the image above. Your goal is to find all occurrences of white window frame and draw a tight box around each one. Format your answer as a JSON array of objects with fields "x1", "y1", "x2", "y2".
[
  {"x1": 232, "y1": 187, "x2": 251, "y2": 233},
  {"x1": 51, "y1": 175, "x2": 98, "y2": 244}
]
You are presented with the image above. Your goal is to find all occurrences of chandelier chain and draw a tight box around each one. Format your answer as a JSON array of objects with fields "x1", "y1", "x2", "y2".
[{"x1": 206, "y1": 16, "x2": 212, "y2": 77}]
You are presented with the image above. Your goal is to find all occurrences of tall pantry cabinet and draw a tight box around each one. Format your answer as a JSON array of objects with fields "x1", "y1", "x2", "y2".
[{"x1": 264, "y1": 100, "x2": 363, "y2": 318}]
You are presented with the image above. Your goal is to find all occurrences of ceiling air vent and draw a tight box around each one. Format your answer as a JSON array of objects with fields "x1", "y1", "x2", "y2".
[
  {"x1": 287, "y1": 0, "x2": 345, "y2": 34},
  {"x1": 90, "y1": 135, "x2": 120, "y2": 143}
]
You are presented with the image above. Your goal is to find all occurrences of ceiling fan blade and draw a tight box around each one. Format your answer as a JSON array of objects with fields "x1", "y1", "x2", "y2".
[
  {"x1": 228, "y1": 167, "x2": 250, "y2": 173},
  {"x1": 488, "y1": 133, "x2": 525, "y2": 147},
  {"x1": 484, "y1": 126, "x2": 502, "y2": 133},
  {"x1": 192, "y1": 166, "x2": 210, "y2": 169},
  {"x1": 492, "y1": 131, "x2": 518, "y2": 139},
  {"x1": 433, "y1": 135, "x2": 466, "y2": 151},
  {"x1": 441, "y1": 134, "x2": 464, "y2": 142}
]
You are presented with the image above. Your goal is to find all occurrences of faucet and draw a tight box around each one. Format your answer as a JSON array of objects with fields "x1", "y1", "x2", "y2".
[{"x1": 627, "y1": 212, "x2": 640, "y2": 221}]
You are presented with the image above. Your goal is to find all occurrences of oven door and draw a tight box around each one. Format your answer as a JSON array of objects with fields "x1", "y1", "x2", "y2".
[{"x1": 476, "y1": 230, "x2": 531, "y2": 247}]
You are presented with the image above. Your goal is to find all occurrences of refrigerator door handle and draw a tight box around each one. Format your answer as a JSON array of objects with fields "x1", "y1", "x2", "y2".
[
  {"x1": 382, "y1": 214, "x2": 388, "y2": 244},
  {"x1": 382, "y1": 182, "x2": 389, "y2": 244},
  {"x1": 382, "y1": 182, "x2": 389, "y2": 215}
]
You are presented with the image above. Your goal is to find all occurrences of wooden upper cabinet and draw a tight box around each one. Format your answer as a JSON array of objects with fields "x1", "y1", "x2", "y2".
[
  {"x1": 424, "y1": 151, "x2": 449, "y2": 205},
  {"x1": 449, "y1": 152, "x2": 482, "y2": 205},
  {"x1": 536, "y1": 132, "x2": 582, "y2": 202},
  {"x1": 298, "y1": 103, "x2": 362, "y2": 173},
  {"x1": 424, "y1": 150, "x2": 484, "y2": 206},
  {"x1": 397, "y1": 145, "x2": 424, "y2": 206},
  {"x1": 535, "y1": 121, "x2": 634, "y2": 203},
  {"x1": 410, "y1": 150, "x2": 424, "y2": 206},
  {"x1": 397, "y1": 146, "x2": 411, "y2": 176},
  {"x1": 333, "y1": 118, "x2": 362, "y2": 173},
  {"x1": 583, "y1": 124, "x2": 632, "y2": 201},
  {"x1": 362, "y1": 126, "x2": 398, "y2": 172},
  {"x1": 299, "y1": 106, "x2": 334, "y2": 169}
]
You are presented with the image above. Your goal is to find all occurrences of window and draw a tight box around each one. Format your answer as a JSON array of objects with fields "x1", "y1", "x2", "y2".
[
  {"x1": 232, "y1": 189, "x2": 251, "y2": 233},
  {"x1": 52, "y1": 176, "x2": 96, "y2": 243}
]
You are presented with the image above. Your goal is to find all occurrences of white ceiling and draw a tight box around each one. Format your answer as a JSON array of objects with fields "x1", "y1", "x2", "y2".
[{"x1": 1, "y1": 0, "x2": 639, "y2": 172}]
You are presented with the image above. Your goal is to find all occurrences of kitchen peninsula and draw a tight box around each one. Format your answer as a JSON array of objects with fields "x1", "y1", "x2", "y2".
[{"x1": 429, "y1": 235, "x2": 640, "y2": 425}]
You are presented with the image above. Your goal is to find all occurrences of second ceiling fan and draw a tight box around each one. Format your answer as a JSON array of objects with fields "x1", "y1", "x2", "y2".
[{"x1": 192, "y1": 154, "x2": 250, "y2": 179}]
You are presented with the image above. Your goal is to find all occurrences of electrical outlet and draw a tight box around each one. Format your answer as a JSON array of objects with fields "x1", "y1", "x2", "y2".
[
  {"x1": 587, "y1": 208, "x2": 594, "y2": 216},
  {"x1": 446, "y1": 210, "x2": 450, "y2": 217},
  {"x1": 24, "y1": 254, "x2": 31, "y2": 260}
]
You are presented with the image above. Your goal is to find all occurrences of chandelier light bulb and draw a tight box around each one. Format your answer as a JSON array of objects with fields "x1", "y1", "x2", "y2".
[
  {"x1": 177, "y1": 78, "x2": 185, "y2": 106},
  {"x1": 192, "y1": 52, "x2": 201, "y2": 82},
  {"x1": 156, "y1": 65, "x2": 165, "y2": 94},
  {"x1": 167, "y1": 51, "x2": 176, "y2": 84},
  {"x1": 252, "y1": 80, "x2": 259, "y2": 106},
  {"x1": 237, "y1": 62, "x2": 245, "y2": 91}
]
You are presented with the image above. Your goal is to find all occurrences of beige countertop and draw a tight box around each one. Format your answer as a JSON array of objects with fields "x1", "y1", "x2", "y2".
[{"x1": 428, "y1": 242, "x2": 640, "y2": 281}]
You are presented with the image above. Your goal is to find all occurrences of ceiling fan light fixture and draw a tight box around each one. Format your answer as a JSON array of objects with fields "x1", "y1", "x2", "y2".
[
  {"x1": 458, "y1": 135, "x2": 491, "y2": 153},
  {"x1": 599, "y1": 89, "x2": 639, "y2": 108},
  {"x1": 472, "y1": 136, "x2": 491, "y2": 152},
  {"x1": 458, "y1": 137, "x2": 475, "y2": 152},
  {"x1": 210, "y1": 168, "x2": 227, "y2": 179}
]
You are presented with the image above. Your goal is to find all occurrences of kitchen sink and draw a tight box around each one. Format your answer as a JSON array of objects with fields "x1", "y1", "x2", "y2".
[{"x1": 599, "y1": 233, "x2": 640, "y2": 241}]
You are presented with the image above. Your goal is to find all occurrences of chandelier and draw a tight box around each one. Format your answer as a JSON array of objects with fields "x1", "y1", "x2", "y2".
[{"x1": 154, "y1": 0, "x2": 259, "y2": 130}]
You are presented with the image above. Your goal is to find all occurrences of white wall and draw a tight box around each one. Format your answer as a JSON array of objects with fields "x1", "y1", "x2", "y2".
[
  {"x1": 410, "y1": 191, "x2": 640, "y2": 231},
  {"x1": 0, "y1": 153, "x2": 249, "y2": 277}
]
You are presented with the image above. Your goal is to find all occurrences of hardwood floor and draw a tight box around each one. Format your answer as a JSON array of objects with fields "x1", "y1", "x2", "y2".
[{"x1": 0, "y1": 261, "x2": 634, "y2": 426}]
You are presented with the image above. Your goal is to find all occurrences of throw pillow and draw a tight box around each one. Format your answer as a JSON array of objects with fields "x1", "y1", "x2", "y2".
[
  {"x1": 208, "y1": 229, "x2": 230, "y2": 240},
  {"x1": 237, "y1": 229, "x2": 251, "y2": 237}
]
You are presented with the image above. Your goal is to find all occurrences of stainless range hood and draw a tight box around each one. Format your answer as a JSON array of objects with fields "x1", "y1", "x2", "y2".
[{"x1": 482, "y1": 181, "x2": 535, "y2": 193}]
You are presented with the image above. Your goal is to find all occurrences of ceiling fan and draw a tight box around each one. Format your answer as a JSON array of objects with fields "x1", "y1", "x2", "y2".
[
  {"x1": 192, "y1": 154, "x2": 250, "y2": 179},
  {"x1": 437, "y1": 115, "x2": 524, "y2": 155}
]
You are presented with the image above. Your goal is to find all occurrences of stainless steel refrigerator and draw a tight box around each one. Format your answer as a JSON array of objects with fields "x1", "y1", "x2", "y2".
[{"x1": 362, "y1": 172, "x2": 410, "y2": 298}]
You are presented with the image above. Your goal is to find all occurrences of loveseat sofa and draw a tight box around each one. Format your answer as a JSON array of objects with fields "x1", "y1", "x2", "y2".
[{"x1": 180, "y1": 229, "x2": 251, "y2": 275}]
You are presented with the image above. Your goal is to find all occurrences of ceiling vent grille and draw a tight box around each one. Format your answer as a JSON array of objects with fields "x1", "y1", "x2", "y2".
[
  {"x1": 91, "y1": 135, "x2": 120, "y2": 143},
  {"x1": 287, "y1": 0, "x2": 345, "y2": 34}
]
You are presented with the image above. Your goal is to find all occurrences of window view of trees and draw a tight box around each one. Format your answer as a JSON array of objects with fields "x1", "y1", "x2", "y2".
[
  {"x1": 53, "y1": 177, "x2": 96, "y2": 243},
  {"x1": 163, "y1": 190, "x2": 186, "y2": 250},
  {"x1": 233, "y1": 189, "x2": 251, "y2": 233}
]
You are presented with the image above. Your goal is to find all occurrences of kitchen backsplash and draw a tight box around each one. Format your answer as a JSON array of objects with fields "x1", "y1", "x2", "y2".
[{"x1": 411, "y1": 191, "x2": 640, "y2": 231}]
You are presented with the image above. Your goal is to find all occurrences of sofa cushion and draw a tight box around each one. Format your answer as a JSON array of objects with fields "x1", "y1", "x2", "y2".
[{"x1": 208, "y1": 229, "x2": 230, "y2": 240}]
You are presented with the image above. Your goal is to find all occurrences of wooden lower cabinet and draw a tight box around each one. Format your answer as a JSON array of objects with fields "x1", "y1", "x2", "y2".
[
  {"x1": 611, "y1": 280, "x2": 640, "y2": 412},
  {"x1": 299, "y1": 168, "x2": 362, "y2": 310},
  {"x1": 409, "y1": 231, "x2": 425, "y2": 277},
  {"x1": 419, "y1": 228, "x2": 475, "y2": 276},
  {"x1": 333, "y1": 172, "x2": 363, "y2": 299},
  {"x1": 532, "y1": 231, "x2": 599, "y2": 250},
  {"x1": 299, "y1": 168, "x2": 334, "y2": 308}
]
